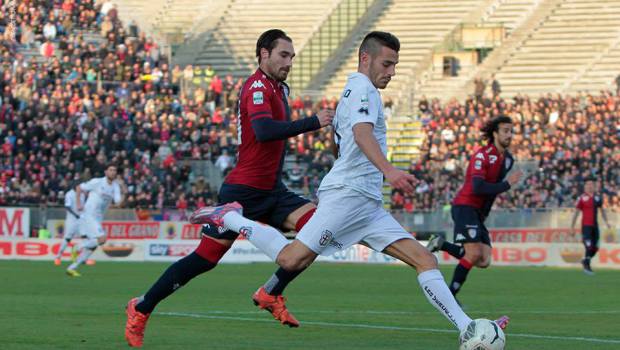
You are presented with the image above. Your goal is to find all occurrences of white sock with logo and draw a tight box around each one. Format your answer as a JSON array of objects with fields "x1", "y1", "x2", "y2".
[
  {"x1": 417, "y1": 269, "x2": 472, "y2": 331},
  {"x1": 222, "y1": 212, "x2": 289, "y2": 261}
]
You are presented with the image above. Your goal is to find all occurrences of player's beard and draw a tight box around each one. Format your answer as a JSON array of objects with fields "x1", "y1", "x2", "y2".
[
  {"x1": 277, "y1": 68, "x2": 289, "y2": 81},
  {"x1": 500, "y1": 138, "x2": 511, "y2": 149}
]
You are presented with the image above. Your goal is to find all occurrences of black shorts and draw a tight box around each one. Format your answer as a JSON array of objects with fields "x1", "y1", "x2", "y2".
[
  {"x1": 581, "y1": 225, "x2": 600, "y2": 249},
  {"x1": 451, "y1": 205, "x2": 491, "y2": 246},
  {"x1": 202, "y1": 183, "x2": 311, "y2": 240}
]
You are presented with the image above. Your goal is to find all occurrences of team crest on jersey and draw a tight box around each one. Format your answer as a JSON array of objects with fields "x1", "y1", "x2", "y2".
[
  {"x1": 474, "y1": 160, "x2": 482, "y2": 170},
  {"x1": 250, "y1": 80, "x2": 265, "y2": 89},
  {"x1": 319, "y1": 230, "x2": 333, "y2": 246},
  {"x1": 253, "y1": 91, "x2": 263, "y2": 105}
]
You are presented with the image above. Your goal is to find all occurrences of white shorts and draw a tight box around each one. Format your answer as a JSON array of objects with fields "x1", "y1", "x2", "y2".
[
  {"x1": 63, "y1": 215, "x2": 80, "y2": 239},
  {"x1": 79, "y1": 215, "x2": 106, "y2": 239},
  {"x1": 296, "y1": 188, "x2": 414, "y2": 256}
]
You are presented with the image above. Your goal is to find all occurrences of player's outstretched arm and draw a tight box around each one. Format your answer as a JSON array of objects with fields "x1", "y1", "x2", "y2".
[
  {"x1": 472, "y1": 170, "x2": 522, "y2": 195},
  {"x1": 352, "y1": 123, "x2": 417, "y2": 195},
  {"x1": 75, "y1": 185, "x2": 84, "y2": 211},
  {"x1": 251, "y1": 109, "x2": 334, "y2": 142},
  {"x1": 65, "y1": 206, "x2": 80, "y2": 219}
]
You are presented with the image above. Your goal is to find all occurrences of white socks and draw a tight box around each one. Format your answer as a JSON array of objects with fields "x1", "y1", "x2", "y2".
[
  {"x1": 418, "y1": 269, "x2": 472, "y2": 331},
  {"x1": 68, "y1": 247, "x2": 95, "y2": 270},
  {"x1": 221, "y1": 211, "x2": 289, "y2": 261},
  {"x1": 67, "y1": 239, "x2": 98, "y2": 270},
  {"x1": 56, "y1": 239, "x2": 71, "y2": 259}
]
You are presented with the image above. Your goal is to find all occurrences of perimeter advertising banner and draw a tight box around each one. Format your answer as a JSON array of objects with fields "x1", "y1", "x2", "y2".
[
  {"x1": 0, "y1": 238, "x2": 144, "y2": 261},
  {"x1": 4, "y1": 238, "x2": 620, "y2": 269},
  {"x1": 125, "y1": 240, "x2": 620, "y2": 269},
  {"x1": 46, "y1": 220, "x2": 204, "y2": 240},
  {"x1": 0, "y1": 207, "x2": 30, "y2": 237}
]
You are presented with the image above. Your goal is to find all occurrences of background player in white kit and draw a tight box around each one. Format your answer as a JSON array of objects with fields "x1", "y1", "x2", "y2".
[
  {"x1": 54, "y1": 184, "x2": 86, "y2": 265},
  {"x1": 194, "y1": 32, "x2": 509, "y2": 334},
  {"x1": 66, "y1": 164, "x2": 125, "y2": 277}
]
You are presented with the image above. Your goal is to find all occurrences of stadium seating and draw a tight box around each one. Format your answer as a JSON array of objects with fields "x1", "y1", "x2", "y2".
[
  {"x1": 494, "y1": 0, "x2": 620, "y2": 96},
  {"x1": 191, "y1": 0, "x2": 342, "y2": 79}
]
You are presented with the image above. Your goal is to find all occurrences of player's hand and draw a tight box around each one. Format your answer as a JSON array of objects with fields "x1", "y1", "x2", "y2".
[
  {"x1": 316, "y1": 109, "x2": 335, "y2": 127},
  {"x1": 77, "y1": 203, "x2": 84, "y2": 211},
  {"x1": 385, "y1": 167, "x2": 418, "y2": 195},
  {"x1": 507, "y1": 169, "x2": 523, "y2": 187}
]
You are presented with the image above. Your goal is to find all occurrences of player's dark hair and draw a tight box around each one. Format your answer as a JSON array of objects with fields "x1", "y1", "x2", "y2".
[
  {"x1": 481, "y1": 116, "x2": 513, "y2": 143},
  {"x1": 359, "y1": 31, "x2": 400, "y2": 60},
  {"x1": 105, "y1": 162, "x2": 118, "y2": 170},
  {"x1": 256, "y1": 29, "x2": 292, "y2": 64}
]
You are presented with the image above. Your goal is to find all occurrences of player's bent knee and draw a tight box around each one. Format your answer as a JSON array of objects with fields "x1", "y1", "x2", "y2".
[
  {"x1": 417, "y1": 249, "x2": 439, "y2": 271},
  {"x1": 276, "y1": 254, "x2": 307, "y2": 271}
]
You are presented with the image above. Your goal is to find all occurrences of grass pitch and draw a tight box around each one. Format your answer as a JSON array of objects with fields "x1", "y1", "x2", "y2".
[{"x1": 1, "y1": 261, "x2": 618, "y2": 349}]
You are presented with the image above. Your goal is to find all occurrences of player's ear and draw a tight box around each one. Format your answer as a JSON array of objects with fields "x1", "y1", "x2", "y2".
[{"x1": 260, "y1": 48, "x2": 270, "y2": 62}]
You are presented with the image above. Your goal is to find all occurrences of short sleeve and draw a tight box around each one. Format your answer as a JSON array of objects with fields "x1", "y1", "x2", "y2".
[
  {"x1": 80, "y1": 178, "x2": 99, "y2": 192},
  {"x1": 349, "y1": 86, "x2": 380, "y2": 126},
  {"x1": 113, "y1": 183, "x2": 122, "y2": 204},
  {"x1": 576, "y1": 198, "x2": 583, "y2": 210},
  {"x1": 64, "y1": 192, "x2": 73, "y2": 207},
  {"x1": 244, "y1": 78, "x2": 273, "y2": 121}
]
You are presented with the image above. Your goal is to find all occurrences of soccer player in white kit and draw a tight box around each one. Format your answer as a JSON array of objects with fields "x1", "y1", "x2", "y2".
[
  {"x1": 192, "y1": 32, "x2": 509, "y2": 335},
  {"x1": 54, "y1": 186, "x2": 86, "y2": 266},
  {"x1": 66, "y1": 164, "x2": 125, "y2": 277}
]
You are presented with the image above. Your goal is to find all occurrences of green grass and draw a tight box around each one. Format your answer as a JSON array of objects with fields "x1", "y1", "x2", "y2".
[{"x1": 1, "y1": 261, "x2": 618, "y2": 349}]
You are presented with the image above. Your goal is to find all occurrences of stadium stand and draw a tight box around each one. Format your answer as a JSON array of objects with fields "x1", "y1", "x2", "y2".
[{"x1": 0, "y1": 0, "x2": 617, "y2": 213}]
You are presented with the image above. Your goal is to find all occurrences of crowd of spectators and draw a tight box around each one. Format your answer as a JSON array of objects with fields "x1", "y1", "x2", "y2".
[
  {"x1": 395, "y1": 91, "x2": 619, "y2": 212},
  {"x1": 0, "y1": 1, "x2": 616, "y2": 214},
  {"x1": 0, "y1": 0, "x2": 338, "y2": 211}
]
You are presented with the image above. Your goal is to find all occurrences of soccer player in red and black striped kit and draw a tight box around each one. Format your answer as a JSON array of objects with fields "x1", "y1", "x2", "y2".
[
  {"x1": 124, "y1": 29, "x2": 334, "y2": 347},
  {"x1": 571, "y1": 179, "x2": 611, "y2": 275},
  {"x1": 427, "y1": 116, "x2": 522, "y2": 301}
]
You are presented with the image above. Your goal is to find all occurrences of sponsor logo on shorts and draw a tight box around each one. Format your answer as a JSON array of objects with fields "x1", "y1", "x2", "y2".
[
  {"x1": 319, "y1": 230, "x2": 333, "y2": 247},
  {"x1": 455, "y1": 233, "x2": 466, "y2": 241},
  {"x1": 329, "y1": 240, "x2": 343, "y2": 250}
]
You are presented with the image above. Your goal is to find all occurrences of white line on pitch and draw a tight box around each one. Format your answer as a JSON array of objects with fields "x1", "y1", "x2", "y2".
[
  {"x1": 157, "y1": 311, "x2": 620, "y2": 345},
  {"x1": 158, "y1": 309, "x2": 620, "y2": 315}
]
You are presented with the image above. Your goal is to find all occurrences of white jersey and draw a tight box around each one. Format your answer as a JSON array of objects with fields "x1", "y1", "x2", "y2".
[
  {"x1": 80, "y1": 177, "x2": 122, "y2": 221},
  {"x1": 319, "y1": 72, "x2": 387, "y2": 200},
  {"x1": 64, "y1": 189, "x2": 85, "y2": 217}
]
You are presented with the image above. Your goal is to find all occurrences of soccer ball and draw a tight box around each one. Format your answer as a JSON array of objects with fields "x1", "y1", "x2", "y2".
[{"x1": 459, "y1": 319, "x2": 506, "y2": 350}]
